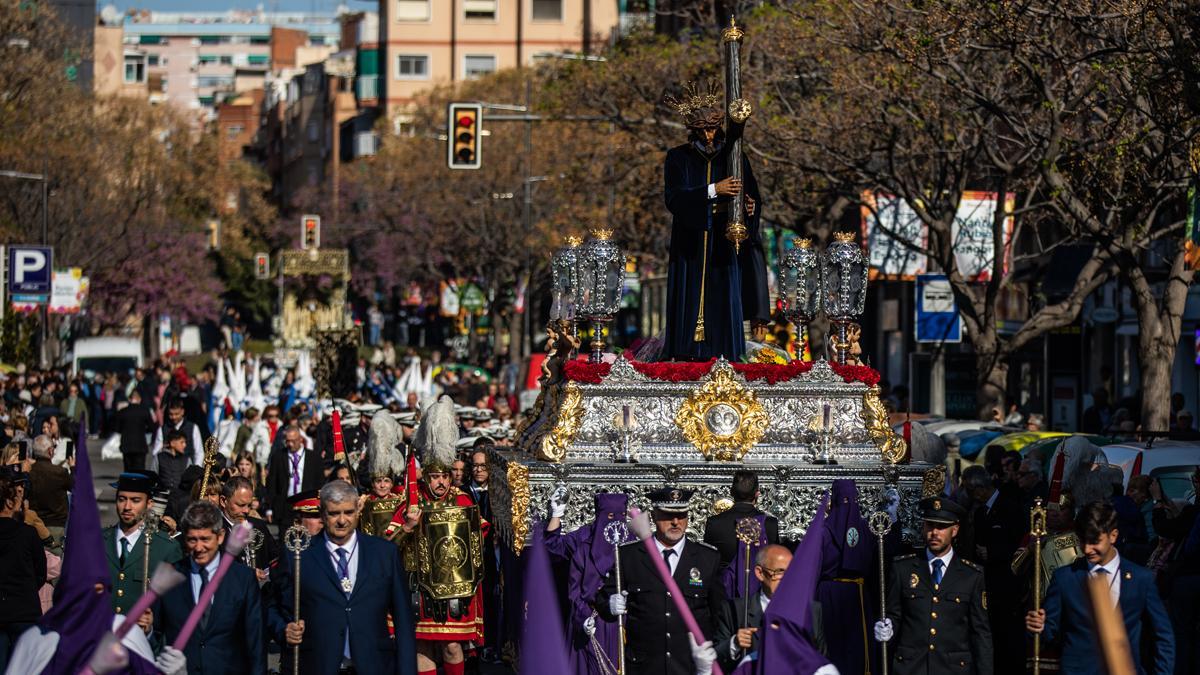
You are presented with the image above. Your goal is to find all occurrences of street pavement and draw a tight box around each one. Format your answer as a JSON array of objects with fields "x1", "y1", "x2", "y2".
[{"x1": 84, "y1": 438, "x2": 515, "y2": 674}]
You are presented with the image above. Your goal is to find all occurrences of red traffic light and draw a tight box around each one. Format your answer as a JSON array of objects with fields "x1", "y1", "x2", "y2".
[{"x1": 458, "y1": 115, "x2": 474, "y2": 128}]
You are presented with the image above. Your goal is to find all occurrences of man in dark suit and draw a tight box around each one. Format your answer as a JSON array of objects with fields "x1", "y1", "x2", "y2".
[
  {"x1": 114, "y1": 391, "x2": 156, "y2": 472},
  {"x1": 875, "y1": 496, "x2": 993, "y2": 675},
  {"x1": 601, "y1": 487, "x2": 726, "y2": 675},
  {"x1": 1026, "y1": 501, "x2": 1175, "y2": 675},
  {"x1": 264, "y1": 426, "x2": 324, "y2": 535},
  {"x1": 219, "y1": 476, "x2": 278, "y2": 583},
  {"x1": 703, "y1": 470, "x2": 779, "y2": 568},
  {"x1": 962, "y1": 464, "x2": 1026, "y2": 673},
  {"x1": 277, "y1": 480, "x2": 417, "y2": 675},
  {"x1": 154, "y1": 501, "x2": 266, "y2": 675}
]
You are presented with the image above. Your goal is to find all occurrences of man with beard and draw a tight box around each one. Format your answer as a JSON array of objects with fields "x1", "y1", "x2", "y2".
[
  {"x1": 661, "y1": 81, "x2": 768, "y2": 361},
  {"x1": 875, "y1": 497, "x2": 993, "y2": 675},
  {"x1": 601, "y1": 488, "x2": 726, "y2": 675},
  {"x1": 103, "y1": 471, "x2": 181, "y2": 618}
]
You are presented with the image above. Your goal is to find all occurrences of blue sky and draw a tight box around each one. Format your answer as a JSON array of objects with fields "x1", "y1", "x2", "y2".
[{"x1": 110, "y1": 0, "x2": 375, "y2": 13}]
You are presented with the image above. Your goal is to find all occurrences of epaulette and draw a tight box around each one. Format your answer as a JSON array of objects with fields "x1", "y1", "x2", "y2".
[
  {"x1": 893, "y1": 553, "x2": 917, "y2": 561},
  {"x1": 959, "y1": 559, "x2": 983, "y2": 572},
  {"x1": 693, "y1": 540, "x2": 719, "y2": 553}
]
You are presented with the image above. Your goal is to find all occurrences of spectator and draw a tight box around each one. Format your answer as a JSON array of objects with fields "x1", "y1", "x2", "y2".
[
  {"x1": 57, "y1": 383, "x2": 86, "y2": 440},
  {"x1": 0, "y1": 473, "x2": 47, "y2": 672},
  {"x1": 368, "y1": 304, "x2": 384, "y2": 346},
  {"x1": 26, "y1": 435, "x2": 72, "y2": 550},
  {"x1": 1003, "y1": 403, "x2": 1024, "y2": 426},
  {"x1": 114, "y1": 390, "x2": 156, "y2": 472},
  {"x1": 1081, "y1": 388, "x2": 1112, "y2": 434},
  {"x1": 1025, "y1": 413, "x2": 1045, "y2": 431},
  {"x1": 1125, "y1": 475, "x2": 1157, "y2": 546},
  {"x1": 1016, "y1": 457, "x2": 1049, "y2": 512}
]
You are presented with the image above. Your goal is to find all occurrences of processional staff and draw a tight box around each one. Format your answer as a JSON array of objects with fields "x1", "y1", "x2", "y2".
[
  {"x1": 142, "y1": 510, "x2": 160, "y2": 594},
  {"x1": 603, "y1": 520, "x2": 629, "y2": 675},
  {"x1": 285, "y1": 524, "x2": 314, "y2": 675},
  {"x1": 1030, "y1": 498, "x2": 1048, "y2": 675},
  {"x1": 868, "y1": 510, "x2": 894, "y2": 675},
  {"x1": 722, "y1": 15, "x2": 751, "y2": 252},
  {"x1": 735, "y1": 517, "x2": 762, "y2": 629}
]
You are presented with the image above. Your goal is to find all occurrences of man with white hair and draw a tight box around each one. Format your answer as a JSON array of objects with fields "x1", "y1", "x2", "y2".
[{"x1": 27, "y1": 434, "x2": 72, "y2": 551}]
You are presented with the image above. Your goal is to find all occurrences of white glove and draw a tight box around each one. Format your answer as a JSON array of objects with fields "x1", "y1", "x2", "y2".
[
  {"x1": 583, "y1": 614, "x2": 597, "y2": 637},
  {"x1": 689, "y1": 633, "x2": 717, "y2": 675},
  {"x1": 155, "y1": 646, "x2": 188, "y2": 675},
  {"x1": 608, "y1": 591, "x2": 627, "y2": 616},
  {"x1": 549, "y1": 486, "x2": 568, "y2": 519},
  {"x1": 873, "y1": 619, "x2": 894, "y2": 643}
]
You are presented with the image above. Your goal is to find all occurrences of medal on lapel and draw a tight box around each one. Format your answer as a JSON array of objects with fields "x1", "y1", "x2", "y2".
[
  {"x1": 910, "y1": 572, "x2": 919, "y2": 588},
  {"x1": 341, "y1": 577, "x2": 353, "y2": 593}
]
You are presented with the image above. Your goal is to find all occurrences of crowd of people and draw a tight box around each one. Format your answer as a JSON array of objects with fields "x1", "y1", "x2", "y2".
[{"x1": 0, "y1": 351, "x2": 1194, "y2": 674}]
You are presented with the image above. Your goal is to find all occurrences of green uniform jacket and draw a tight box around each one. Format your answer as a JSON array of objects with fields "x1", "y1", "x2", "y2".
[
  {"x1": 102, "y1": 524, "x2": 183, "y2": 615},
  {"x1": 885, "y1": 550, "x2": 994, "y2": 675}
]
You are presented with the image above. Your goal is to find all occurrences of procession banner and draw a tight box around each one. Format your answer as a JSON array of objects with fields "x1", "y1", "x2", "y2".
[{"x1": 860, "y1": 191, "x2": 1015, "y2": 281}]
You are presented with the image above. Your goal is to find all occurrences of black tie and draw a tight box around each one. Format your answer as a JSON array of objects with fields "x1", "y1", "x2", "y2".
[
  {"x1": 199, "y1": 566, "x2": 212, "y2": 630},
  {"x1": 663, "y1": 548, "x2": 675, "y2": 571},
  {"x1": 119, "y1": 539, "x2": 128, "y2": 567}
]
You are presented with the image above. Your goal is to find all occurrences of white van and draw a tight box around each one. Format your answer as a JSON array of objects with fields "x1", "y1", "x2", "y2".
[{"x1": 70, "y1": 336, "x2": 143, "y2": 376}]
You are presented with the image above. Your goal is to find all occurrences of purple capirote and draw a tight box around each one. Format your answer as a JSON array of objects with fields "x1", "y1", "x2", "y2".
[
  {"x1": 519, "y1": 527, "x2": 570, "y2": 674},
  {"x1": 544, "y1": 492, "x2": 631, "y2": 675},
  {"x1": 752, "y1": 493, "x2": 832, "y2": 675}
]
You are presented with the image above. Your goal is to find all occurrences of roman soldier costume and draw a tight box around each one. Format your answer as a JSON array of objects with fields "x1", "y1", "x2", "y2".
[{"x1": 397, "y1": 395, "x2": 488, "y2": 644}]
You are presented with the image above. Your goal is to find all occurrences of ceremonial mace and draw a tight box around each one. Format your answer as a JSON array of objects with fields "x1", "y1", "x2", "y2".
[
  {"x1": 243, "y1": 527, "x2": 266, "y2": 570},
  {"x1": 198, "y1": 435, "x2": 220, "y2": 500},
  {"x1": 734, "y1": 517, "x2": 762, "y2": 629},
  {"x1": 868, "y1": 510, "x2": 893, "y2": 675},
  {"x1": 603, "y1": 520, "x2": 630, "y2": 675},
  {"x1": 141, "y1": 510, "x2": 160, "y2": 593},
  {"x1": 1030, "y1": 498, "x2": 1048, "y2": 675},
  {"x1": 285, "y1": 524, "x2": 314, "y2": 675}
]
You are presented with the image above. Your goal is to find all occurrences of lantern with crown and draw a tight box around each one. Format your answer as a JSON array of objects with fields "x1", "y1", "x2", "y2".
[
  {"x1": 779, "y1": 237, "x2": 823, "y2": 358},
  {"x1": 576, "y1": 229, "x2": 626, "y2": 363},
  {"x1": 821, "y1": 231, "x2": 869, "y2": 365},
  {"x1": 550, "y1": 235, "x2": 583, "y2": 334}
]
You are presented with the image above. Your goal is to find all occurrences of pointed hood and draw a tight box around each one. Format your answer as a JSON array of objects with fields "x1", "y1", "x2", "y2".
[
  {"x1": 39, "y1": 430, "x2": 118, "y2": 674},
  {"x1": 519, "y1": 527, "x2": 570, "y2": 674},
  {"x1": 755, "y1": 494, "x2": 832, "y2": 675}
]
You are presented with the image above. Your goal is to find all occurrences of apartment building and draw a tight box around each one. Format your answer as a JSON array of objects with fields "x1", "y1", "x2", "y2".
[
  {"x1": 120, "y1": 11, "x2": 341, "y2": 120},
  {"x1": 380, "y1": 0, "x2": 622, "y2": 116}
]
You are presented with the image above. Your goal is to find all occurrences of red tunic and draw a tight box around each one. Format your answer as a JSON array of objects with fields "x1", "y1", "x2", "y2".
[{"x1": 410, "y1": 486, "x2": 488, "y2": 643}]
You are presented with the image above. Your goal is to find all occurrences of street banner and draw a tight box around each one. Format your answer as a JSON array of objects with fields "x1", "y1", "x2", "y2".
[
  {"x1": 48, "y1": 268, "x2": 88, "y2": 314},
  {"x1": 915, "y1": 274, "x2": 962, "y2": 343},
  {"x1": 861, "y1": 191, "x2": 1015, "y2": 281}
]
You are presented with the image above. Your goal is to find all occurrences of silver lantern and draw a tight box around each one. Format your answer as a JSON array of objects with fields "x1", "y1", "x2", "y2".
[
  {"x1": 779, "y1": 237, "x2": 823, "y2": 358},
  {"x1": 821, "y1": 231, "x2": 869, "y2": 364},
  {"x1": 550, "y1": 235, "x2": 582, "y2": 332},
  {"x1": 576, "y1": 229, "x2": 626, "y2": 363}
]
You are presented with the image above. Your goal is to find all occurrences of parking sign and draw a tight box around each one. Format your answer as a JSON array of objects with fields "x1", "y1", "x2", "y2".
[{"x1": 8, "y1": 246, "x2": 53, "y2": 295}]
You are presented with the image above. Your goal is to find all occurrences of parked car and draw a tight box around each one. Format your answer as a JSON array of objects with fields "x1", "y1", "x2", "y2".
[{"x1": 1099, "y1": 440, "x2": 1200, "y2": 501}]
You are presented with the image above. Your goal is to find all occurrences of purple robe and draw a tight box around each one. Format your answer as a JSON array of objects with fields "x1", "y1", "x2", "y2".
[
  {"x1": 753, "y1": 494, "x2": 831, "y2": 675},
  {"x1": 816, "y1": 479, "x2": 878, "y2": 675},
  {"x1": 37, "y1": 422, "x2": 158, "y2": 674},
  {"x1": 721, "y1": 513, "x2": 768, "y2": 599},
  {"x1": 544, "y1": 494, "x2": 630, "y2": 675},
  {"x1": 520, "y1": 529, "x2": 570, "y2": 674}
]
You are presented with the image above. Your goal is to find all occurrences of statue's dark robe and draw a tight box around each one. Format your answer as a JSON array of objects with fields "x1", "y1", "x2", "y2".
[{"x1": 662, "y1": 140, "x2": 768, "y2": 361}]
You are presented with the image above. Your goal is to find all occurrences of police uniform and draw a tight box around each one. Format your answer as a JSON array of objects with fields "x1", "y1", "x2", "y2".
[
  {"x1": 600, "y1": 488, "x2": 727, "y2": 675},
  {"x1": 884, "y1": 497, "x2": 993, "y2": 675},
  {"x1": 103, "y1": 471, "x2": 183, "y2": 615}
]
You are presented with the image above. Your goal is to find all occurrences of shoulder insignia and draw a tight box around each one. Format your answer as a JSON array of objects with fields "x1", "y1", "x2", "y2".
[
  {"x1": 982, "y1": 591, "x2": 988, "y2": 610},
  {"x1": 693, "y1": 540, "x2": 719, "y2": 553},
  {"x1": 894, "y1": 553, "x2": 916, "y2": 561},
  {"x1": 959, "y1": 559, "x2": 982, "y2": 571}
]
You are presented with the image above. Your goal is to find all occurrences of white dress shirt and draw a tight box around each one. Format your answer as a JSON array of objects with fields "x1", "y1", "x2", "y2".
[
  {"x1": 983, "y1": 489, "x2": 999, "y2": 513},
  {"x1": 653, "y1": 536, "x2": 686, "y2": 576},
  {"x1": 326, "y1": 533, "x2": 360, "y2": 660},
  {"x1": 285, "y1": 449, "x2": 306, "y2": 497},
  {"x1": 190, "y1": 553, "x2": 222, "y2": 604},
  {"x1": 1089, "y1": 552, "x2": 1122, "y2": 608}
]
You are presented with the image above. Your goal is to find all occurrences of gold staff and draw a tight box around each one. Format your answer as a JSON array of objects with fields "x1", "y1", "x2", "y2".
[
  {"x1": 1030, "y1": 498, "x2": 1047, "y2": 675},
  {"x1": 868, "y1": 510, "x2": 894, "y2": 675},
  {"x1": 198, "y1": 436, "x2": 219, "y2": 500},
  {"x1": 284, "y1": 525, "x2": 312, "y2": 675},
  {"x1": 141, "y1": 510, "x2": 160, "y2": 593},
  {"x1": 734, "y1": 517, "x2": 763, "y2": 629}
]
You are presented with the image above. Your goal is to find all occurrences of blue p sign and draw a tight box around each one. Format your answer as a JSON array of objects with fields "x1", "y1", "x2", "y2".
[{"x1": 8, "y1": 246, "x2": 53, "y2": 295}]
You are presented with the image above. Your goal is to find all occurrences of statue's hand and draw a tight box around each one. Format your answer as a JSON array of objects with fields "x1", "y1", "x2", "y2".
[
  {"x1": 714, "y1": 177, "x2": 742, "y2": 197},
  {"x1": 745, "y1": 195, "x2": 756, "y2": 216}
]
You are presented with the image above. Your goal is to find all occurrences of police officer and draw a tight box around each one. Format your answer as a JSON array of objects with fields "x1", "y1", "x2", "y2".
[
  {"x1": 102, "y1": 471, "x2": 182, "y2": 618},
  {"x1": 601, "y1": 487, "x2": 726, "y2": 675},
  {"x1": 874, "y1": 496, "x2": 993, "y2": 675}
]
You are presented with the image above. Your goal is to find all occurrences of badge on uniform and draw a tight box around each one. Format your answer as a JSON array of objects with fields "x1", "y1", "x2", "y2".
[
  {"x1": 982, "y1": 591, "x2": 988, "y2": 610},
  {"x1": 910, "y1": 572, "x2": 919, "y2": 588},
  {"x1": 846, "y1": 527, "x2": 859, "y2": 548},
  {"x1": 1124, "y1": 571, "x2": 1131, "y2": 580},
  {"x1": 341, "y1": 577, "x2": 353, "y2": 593},
  {"x1": 689, "y1": 567, "x2": 703, "y2": 586}
]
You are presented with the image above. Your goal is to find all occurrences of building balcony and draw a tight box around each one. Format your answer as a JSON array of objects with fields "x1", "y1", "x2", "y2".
[{"x1": 356, "y1": 74, "x2": 378, "y2": 102}]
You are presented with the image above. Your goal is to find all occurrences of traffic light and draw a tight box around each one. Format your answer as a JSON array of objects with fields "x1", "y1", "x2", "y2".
[
  {"x1": 447, "y1": 102, "x2": 482, "y2": 170},
  {"x1": 254, "y1": 252, "x2": 270, "y2": 279},
  {"x1": 301, "y1": 214, "x2": 320, "y2": 249}
]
